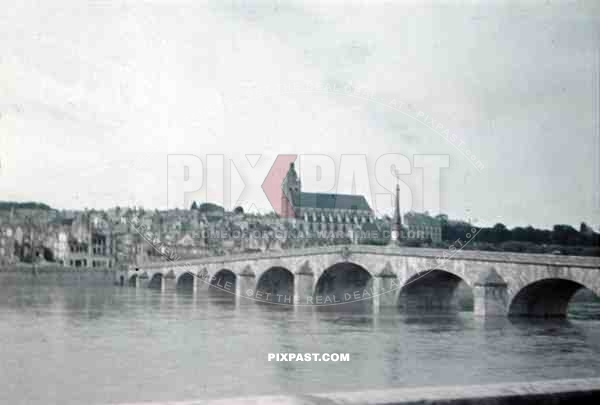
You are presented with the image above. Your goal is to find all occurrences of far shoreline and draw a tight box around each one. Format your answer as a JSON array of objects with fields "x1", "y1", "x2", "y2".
[{"x1": 0, "y1": 263, "x2": 117, "y2": 273}]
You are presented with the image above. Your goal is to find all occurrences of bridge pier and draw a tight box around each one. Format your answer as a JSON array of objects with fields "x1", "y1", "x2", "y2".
[
  {"x1": 237, "y1": 274, "x2": 255, "y2": 306},
  {"x1": 294, "y1": 273, "x2": 314, "y2": 305},
  {"x1": 196, "y1": 271, "x2": 211, "y2": 293},
  {"x1": 116, "y1": 270, "x2": 127, "y2": 286},
  {"x1": 474, "y1": 268, "x2": 508, "y2": 317},
  {"x1": 138, "y1": 273, "x2": 150, "y2": 288},
  {"x1": 128, "y1": 274, "x2": 140, "y2": 288},
  {"x1": 371, "y1": 277, "x2": 381, "y2": 313},
  {"x1": 163, "y1": 272, "x2": 176, "y2": 292},
  {"x1": 376, "y1": 274, "x2": 399, "y2": 307},
  {"x1": 191, "y1": 274, "x2": 198, "y2": 293}
]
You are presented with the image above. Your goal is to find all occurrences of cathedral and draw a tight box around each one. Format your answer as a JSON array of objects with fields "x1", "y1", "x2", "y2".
[{"x1": 280, "y1": 163, "x2": 376, "y2": 235}]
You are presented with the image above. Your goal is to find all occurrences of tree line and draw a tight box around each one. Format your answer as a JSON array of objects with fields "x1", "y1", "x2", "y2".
[
  {"x1": 0, "y1": 201, "x2": 52, "y2": 211},
  {"x1": 437, "y1": 214, "x2": 599, "y2": 256}
]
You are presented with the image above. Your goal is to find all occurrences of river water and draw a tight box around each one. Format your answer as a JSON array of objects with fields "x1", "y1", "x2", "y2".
[{"x1": 1, "y1": 273, "x2": 600, "y2": 405}]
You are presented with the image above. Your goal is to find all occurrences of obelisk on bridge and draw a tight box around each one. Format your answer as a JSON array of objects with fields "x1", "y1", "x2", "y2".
[{"x1": 391, "y1": 182, "x2": 402, "y2": 244}]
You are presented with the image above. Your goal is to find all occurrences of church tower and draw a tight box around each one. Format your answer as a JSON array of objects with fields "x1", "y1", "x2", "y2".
[
  {"x1": 391, "y1": 183, "x2": 402, "y2": 243},
  {"x1": 281, "y1": 162, "x2": 301, "y2": 218}
]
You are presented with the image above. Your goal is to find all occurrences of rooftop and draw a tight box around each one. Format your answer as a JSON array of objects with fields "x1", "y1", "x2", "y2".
[{"x1": 293, "y1": 192, "x2": 371, "y2": 211}]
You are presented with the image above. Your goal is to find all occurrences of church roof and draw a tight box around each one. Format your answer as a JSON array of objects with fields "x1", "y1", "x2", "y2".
[{"x1": 293, "y1": 192, "x2": 370, "y2": 211}]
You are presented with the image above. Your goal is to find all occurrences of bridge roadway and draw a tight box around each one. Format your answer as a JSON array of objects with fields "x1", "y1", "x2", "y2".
[{"x1": 116, "y1": 245, "x2": 600, "y2": 317}]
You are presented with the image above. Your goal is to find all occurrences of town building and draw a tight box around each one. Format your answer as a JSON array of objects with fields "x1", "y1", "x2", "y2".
[
  {"x1": 61, "y1": 212, "x2": 115, "y2": 268},
  {"x1": 403, "y1": 211, "x2": 443, "y2": 242},
  {"x1": 0, "y1": 225, "x2": 16, "y2": 266}
]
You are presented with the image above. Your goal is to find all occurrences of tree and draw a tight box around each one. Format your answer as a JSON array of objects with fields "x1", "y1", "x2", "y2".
[
  {"x1": 552, "y1": 224, "x2": 580, "y2": 246},
  {"x1": 580, "y1": 222, "x2": 591, "y2": 234},
  {"x1": 446, "y1": 220, "x2": 470, "y2": 242},
  {"x1": 491, "y1": 223, "x2": 510, "y2": 243},
  {"x1": 0, "y1": 201, "x2": 52, "y2": 211},
  {"x1": 198, "y1": 202, "x2": 224, "y2": 216},
  {"x1": 234, "y1": 206, "x2": 244, "y2": 215},
  {"x1": 511, "y1": 227, "x2": 528, "y2": 242},
  {"x1": 190, "y1": 201, "x2": 198, "y2": 210},
  {"x1": 435, "y1": 214, "x2": 448, "y2": 222}
]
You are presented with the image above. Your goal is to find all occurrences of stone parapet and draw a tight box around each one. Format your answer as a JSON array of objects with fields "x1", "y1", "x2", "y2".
[{"x1": 131, "y1": 245, "x2": 600, "y2": 271}]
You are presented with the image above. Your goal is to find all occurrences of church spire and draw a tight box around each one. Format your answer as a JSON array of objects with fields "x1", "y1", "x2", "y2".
[{"x1": 281, "y1": 162, "x2": 300, "y2": 219}]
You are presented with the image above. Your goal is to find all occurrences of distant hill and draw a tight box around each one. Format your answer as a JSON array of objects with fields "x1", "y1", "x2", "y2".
[{"x1": 0, "y1": 201, "x2": 52, "y2": 211}]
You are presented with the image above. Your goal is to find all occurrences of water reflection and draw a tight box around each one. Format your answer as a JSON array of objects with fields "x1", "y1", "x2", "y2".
[
  {"x1": 255, "y1": 300, "x2": 295, "y2": 312},
  {"x1": 400, "y1": 312, "x2": 472, "y2": 332},
  {"x1": 205, "y1": 294, "x2": 236, "y2": 311},
  {"x1": 508, "y1": 316, "x2": 589, "y2": 346}
]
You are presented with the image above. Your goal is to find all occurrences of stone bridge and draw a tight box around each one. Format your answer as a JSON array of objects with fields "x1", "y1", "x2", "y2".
[{"x1": 116, "y1": 245, "x2": 600, "y2": 317}]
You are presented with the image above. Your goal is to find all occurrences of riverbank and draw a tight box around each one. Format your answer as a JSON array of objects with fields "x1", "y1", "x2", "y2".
[
  {"x1": 0, "y1": 263, "x2": 116, "y2": 286},
  {"x1": 0, "y1": 262, "x2": 118, "y2": 273}
]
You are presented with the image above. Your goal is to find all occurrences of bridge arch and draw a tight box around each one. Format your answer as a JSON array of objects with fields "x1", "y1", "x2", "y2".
[
  {"x1": 315, "y1": 261, "x2": 374, "y2": 308},
  {"x1": 176, "y1": 271, "x2": 195, "y2": 291},
  {"x1": 128, "y1": 273, "x2": 138, "y2": 286},
  {"x1": 148, "y1": 272, "x2": 163, "y2": 289},
  {"x1": 256, "y1": 267, "x2": 294, "y2": 304},
  {"x1": 209, "y1": 269, "x2": 237, "y2": 296},
  {"x1": 398, "y1": 269, "x2": 473, "y2": 313},
  {"x1": 509, "y1": 278, "x2": 598, "y2": 317}
]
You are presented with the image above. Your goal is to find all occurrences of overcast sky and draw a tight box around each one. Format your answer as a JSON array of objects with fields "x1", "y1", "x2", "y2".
[{"x1": 0, "y1": 0, "x2": 599, "y2": 229}]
